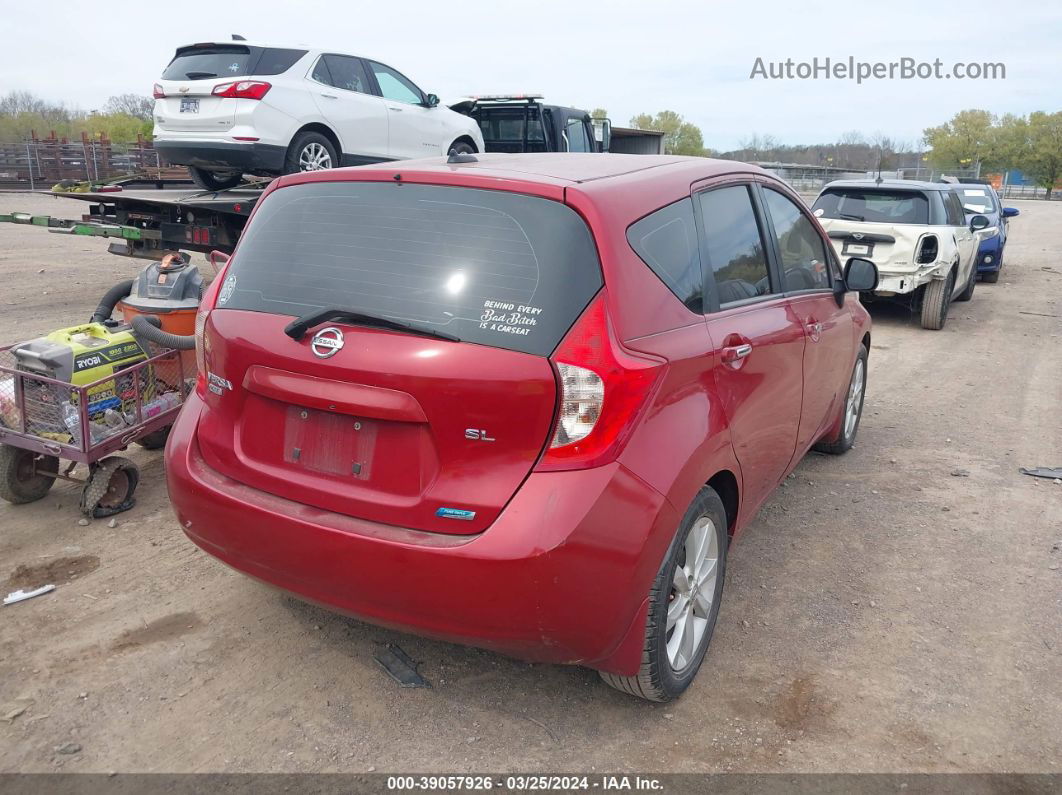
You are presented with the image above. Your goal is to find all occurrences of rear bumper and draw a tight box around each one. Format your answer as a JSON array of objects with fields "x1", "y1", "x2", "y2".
[
  {"x1": 871, "y1": 263, "x2": 942, "y2": 296},
  {"x1": 165, "y1": 394, "x2": 677, "y2": 674},
  {"x1": 154, "y1": 139, "x2": 286, "y2": 174}
]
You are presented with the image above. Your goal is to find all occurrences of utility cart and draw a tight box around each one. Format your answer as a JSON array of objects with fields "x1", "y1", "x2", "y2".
[{"x1": 0, "y1": 343, "x2": 187, "y2": 518}]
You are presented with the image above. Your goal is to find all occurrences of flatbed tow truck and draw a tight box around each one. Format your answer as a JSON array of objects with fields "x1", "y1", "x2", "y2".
[{"x1": 1, "y1": 95, "x2": 614, "y2": 260}]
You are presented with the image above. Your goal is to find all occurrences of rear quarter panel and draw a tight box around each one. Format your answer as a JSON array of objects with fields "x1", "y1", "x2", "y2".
[{"x1": 564, "y1": 185, "x2": 744, "y2": 539}]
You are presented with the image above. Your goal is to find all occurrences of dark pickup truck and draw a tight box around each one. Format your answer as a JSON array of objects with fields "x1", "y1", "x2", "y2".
[{"x1": 450, "y1": 95, "x2": 611, "y2": 154}]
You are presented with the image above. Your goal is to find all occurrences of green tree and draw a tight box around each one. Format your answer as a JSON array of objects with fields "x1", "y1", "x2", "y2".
[
  {"x1": 590, "y1": 108, "x2": 608, "y2": 121},
  {"x1": 1019, "y1": 111, "x2": 1062, "y2": 199},
  {"x1": 923, "y1": 109, "x2": 1000, "y2": 172},
  {"x1": 630, "y1": 110, "x2": 705, "y2": 156}
]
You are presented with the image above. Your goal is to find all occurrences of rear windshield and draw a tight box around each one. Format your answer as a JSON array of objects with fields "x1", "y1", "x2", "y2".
[
  {"x1": 217, "y1": 182, "x2": 603, "y2": 356},
  {"x1": 957, "y1": 187, "x2": 995, "y2": 214},
  {"x1": 161, "y1": 45, "x2": 306, "y2": 80},
  {"x1": 475, "y1": 107, "x2": 548, "y2": 153},
  {"x1": 813, "y1": 188, "x2": 929, "y2": 225}
]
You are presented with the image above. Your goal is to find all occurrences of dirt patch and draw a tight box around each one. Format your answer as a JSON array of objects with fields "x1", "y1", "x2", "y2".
[
  {"x1": 774, "y1": 675, "x2": 834, "y2": 731},
  {"x1": 110, "y1": 612, "x2": 203, "y2": 653},
  {"x1": 5, "y1": 555, "x2": 99, "y2": 589}
]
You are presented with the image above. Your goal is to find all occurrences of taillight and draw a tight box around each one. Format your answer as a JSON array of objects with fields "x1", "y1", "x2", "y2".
[
  {"x1": 194, "y1": 261, "x2": 230, "y2": 397},
  {"x1": 916, "y1": 234, "x2": 939, "y2": 264},
  {"x1": 536, "y1": 293, "x2": 665, "y2": 472},
  {"x1": 153, "y1": 83, "x2": 165, "y2": 99},
  {"x1": 211, "y1": 80, "x2": 271, "y2": 100}
]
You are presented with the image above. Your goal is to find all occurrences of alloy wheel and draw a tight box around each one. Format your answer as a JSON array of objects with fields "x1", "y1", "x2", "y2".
[
  {"x1": 666, "y1": 517, "x2": 720, "y2": 670},
  {"x1": 299, "y1": 142, "x2": 333, "y2": 171},
  {"x1": 844, "y1": 358, "x2": 865, "y2": 440}
]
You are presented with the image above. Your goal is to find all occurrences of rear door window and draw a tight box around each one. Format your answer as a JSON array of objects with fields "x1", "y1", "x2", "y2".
[
  {"x1": 627, "y1": 199, "x2": 703, "y2": 312},
  {"x1": 317, "y1": 55, "x2": 370, "y2": 93},
  {"x1": 697, "y1": 185, "x2": 774, "y2": 307},
  {"x1": 943, "y1": 192, "x2": 966, "y2": 226},
  {"x1": 218, "y1": 182, "x2": 603, "y2": 356},
  {"x1": 813, "y1": 189, "x2": 929, "y2": 225}
]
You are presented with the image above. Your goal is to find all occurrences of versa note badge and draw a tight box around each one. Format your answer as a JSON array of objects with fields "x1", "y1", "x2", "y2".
[{"x1": 310, "y1": 327, "x2": 344, "y2": 358}]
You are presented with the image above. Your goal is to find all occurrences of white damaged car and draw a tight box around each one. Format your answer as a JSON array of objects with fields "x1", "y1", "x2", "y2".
[{"x1": 812, "y1": 180, "x2": 988, "y2": 329}]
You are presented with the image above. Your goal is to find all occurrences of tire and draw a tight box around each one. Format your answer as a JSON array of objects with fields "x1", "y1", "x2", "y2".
[
  {"x1": 981, "y1": 269, "x2": 1000, "y2": 284},
  {"x1": 920, "y1": 267, "x2": 956, "y2": 330},
  {"x1": 0, "y1": 445, "x2": 59, "y2": 504},
  {"x1": 188, "y1": 166, "x2": 243, "y2": 192},
  {"x1": 599, "y1": 487, "x2": 728, "y2": 702},
  {"x1": 813, "y1": 344, "x2": 868, "y2": 455},
  {"x1": 956, "y1": 265, "x2": 976, "y2": 302},
  {"x1": 135, "y1": 426, "x2": 171, "y2": 450},
  {"x1": 284, "y1": 132, "x2": 338, "y2": 175},
  {"x1": 448, "y1": 140, "x2": 476, "y2": 156},
  {"x1": 80, "y1": 456, "x2": 139, "y2": 518}
]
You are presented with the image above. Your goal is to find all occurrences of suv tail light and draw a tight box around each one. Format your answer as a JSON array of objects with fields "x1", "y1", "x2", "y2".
[
  {"x1": 211, "y1": 80, "x2": 272, "y2": 100},
  {"x1": 916, "y1": 234, "x2": 938, "y2": 264},
  {"x1": 536, "y1": 293, "x2": 665, "y2": 472},
  {"x1": 193, "y1": 257, "x2": 231, "y2": 397},
  {"x1": 153, "y1": 83, "x2": 165, "y2": 99}
]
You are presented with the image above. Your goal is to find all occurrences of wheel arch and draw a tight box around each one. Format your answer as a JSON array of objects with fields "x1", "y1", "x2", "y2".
[
  {"x1": 447, "y1": 134, "x2": 479, "y2": 153},
  {"x1": 290, "y1": 122, "x2": 343, "y2": 159},
  {"x1": 706, "y1": 469, "x2": 739, "y2": 538}
]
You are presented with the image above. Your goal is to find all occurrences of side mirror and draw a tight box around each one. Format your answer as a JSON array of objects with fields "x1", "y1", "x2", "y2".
[
  {"x1": 593, "y1": 118, "x2": 612, "y2": 152},
  {"x1": 208, "y1": 249, "x2": 230, "y2": 274},
  {"x1": 424, "y1": 93, "x2": 440, "y2": 108},
  {"x1": 1001, "y1": 207, "x2": 1020, "y2": 218},
  {"x1": 969, "y1": 214, "x2": 990, "y2": 231},
  {"x1": 844, "y1": 257, "x2": 879, "y2": 292}
]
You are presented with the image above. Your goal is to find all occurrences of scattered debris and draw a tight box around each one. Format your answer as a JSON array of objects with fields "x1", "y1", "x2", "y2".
[
  {"x1": 77, "y1": 518, "x2": 89, "y2": 527},
  {"x1": 1, "y1": 700, "x2": 33, "y2": 723},
  {"x1": 4, "y1": 584, "x2": 56, "y2": 606},
  {"x1": 374, "y1": 644, "x2": 430, "y2": 688},
  {"x1": 55, "y1": 742, "x2": 82, "y2": 755},
  {"x1": 1020, "y1": 467, "x2": 1062, "y2": 480},
  {"x1": 107, "y1": 518, "x2": 118, "y2": 529},
  {"x1": 950, "y1": 468, "x2": 971, "y2": 477}
]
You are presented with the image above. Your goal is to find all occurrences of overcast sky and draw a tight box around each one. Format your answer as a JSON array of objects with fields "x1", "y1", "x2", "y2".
[{"x1": 4, "y1": 0, "x2": 1058, "y2": 151}]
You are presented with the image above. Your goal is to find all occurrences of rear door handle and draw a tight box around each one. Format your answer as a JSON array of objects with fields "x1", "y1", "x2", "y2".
[
  {"x1": 320, "y1": 92, "x2": 338, "y2": 99},
  {"x1": 387, "y1": 105, "x2": 403, "y2": 112},
  {"x1": 721, "y1": 343, "x2": 753, "y2": 365}
]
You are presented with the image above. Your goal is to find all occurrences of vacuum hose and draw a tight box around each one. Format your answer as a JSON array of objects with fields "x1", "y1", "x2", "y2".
[
  {"x1": 90, "y1": 279, "x2": 135, "y2": 323},
  {"x1": 131, "y1": 314, "x2": 196, "y2": 351}
]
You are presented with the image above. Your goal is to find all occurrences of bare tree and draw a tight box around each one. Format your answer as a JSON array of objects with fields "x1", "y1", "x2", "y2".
[{"x1": 104, "y1": 94, "x2": 154, "y2": 121}]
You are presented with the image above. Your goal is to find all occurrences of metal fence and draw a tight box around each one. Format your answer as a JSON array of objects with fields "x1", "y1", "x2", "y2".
[{"x1": 0, "y1": 138, "x2": 187, "y2": 189}]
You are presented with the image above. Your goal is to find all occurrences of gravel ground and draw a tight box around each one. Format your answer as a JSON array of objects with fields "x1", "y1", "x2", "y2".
[{"x1": 0, "y1": 192, "x2": 1059, "y2": 774}]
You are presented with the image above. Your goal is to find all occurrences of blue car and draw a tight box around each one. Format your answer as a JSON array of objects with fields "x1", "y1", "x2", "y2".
[{"x1": 952, "y1": 184, "x2": 1019, "y2": 283}]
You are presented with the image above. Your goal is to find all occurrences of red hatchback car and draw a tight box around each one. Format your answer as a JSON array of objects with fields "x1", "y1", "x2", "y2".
[{"x1": 166, "y1": 153, "x2": 878, "y2": 701}]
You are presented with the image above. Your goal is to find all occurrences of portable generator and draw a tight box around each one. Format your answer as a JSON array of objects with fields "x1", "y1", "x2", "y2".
[{"x1": 13, "y1": 324, "x2": 150, "y2": 433}]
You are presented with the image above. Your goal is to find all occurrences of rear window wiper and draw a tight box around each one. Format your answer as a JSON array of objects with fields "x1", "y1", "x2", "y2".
[
  {"x1": 185, "y1": 71, "x2": 217, "y2": 79},
  {"x1": 283, "y1": 307, "x2": 460, "y2": 343},
  {"x1": 839, "y1": 212, "x2": 865, "y2": 221}
]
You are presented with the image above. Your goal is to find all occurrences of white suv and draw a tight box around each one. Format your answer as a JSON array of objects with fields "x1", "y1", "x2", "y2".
[
  {"x1": 152, "y1": 40, "x2": 484, "y2": 190},
  {"x1": 812, "y1": 180, "x2": 988, "y2": 330}
]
